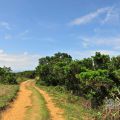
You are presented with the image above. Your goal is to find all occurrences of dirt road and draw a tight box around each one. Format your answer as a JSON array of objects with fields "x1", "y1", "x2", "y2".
[{"x1": 1, "y1": 80, "x2": 64, "y2": 120}]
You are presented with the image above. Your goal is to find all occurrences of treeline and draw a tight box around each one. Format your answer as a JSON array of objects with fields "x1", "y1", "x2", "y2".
[
  {"x1": 16, "y1": 70, "x2": 35, "y2": 79},
  {"x1": 36, "y1": 52, "x2": 120, "y2": 108},
  {"x1": 0, "y1": 66, "x2": 17, "y2": 84},
  {"x1": 0, "y1": 67, "x2": 35, "y2": 85}
]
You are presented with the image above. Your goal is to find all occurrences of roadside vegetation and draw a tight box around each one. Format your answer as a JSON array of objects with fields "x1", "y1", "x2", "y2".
[
  {"x1": 37, "y1": 84, "x2": 96, "y2": 120},
  {"x1": 0, "y1": 52, "x2": 120, "y2": 119},
  {"x1": 0, "y1": 66, "x2": 17, "y2": 85},
  {"x1": 36, "y1": 52, "x2": 120, "y2": 120},
  {"x1": 0, "y1": 84, "x2": 19, "y2": 110},
  {"x1": 0, "y1": 67, "x2": 19, "y2": 111},
  {"x1": 4, "y1": 70, "x2": 36, "y2": 112},
  {"x1": 16, "y1": 70, "x2": 35, "y2": 83}
]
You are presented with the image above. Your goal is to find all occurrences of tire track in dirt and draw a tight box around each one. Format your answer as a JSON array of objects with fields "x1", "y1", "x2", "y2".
[
  {"x1": 34, "y1": 86, "x2": 64, "y2": 120},
  {"x1": 1, "y1": 80, "x2": 64, "y2": 120}
]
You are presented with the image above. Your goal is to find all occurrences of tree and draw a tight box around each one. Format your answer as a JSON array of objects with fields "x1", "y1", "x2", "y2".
[
  {"x1": 16, "y1": 71, "x2": 35, "y2": 79},
  {"x1": 111, "y1": 56, "x2": 120, "y2": 70},
  {"x1": 64, "y1": 61, "x2": 86, "y2": 94},
  {"x1": 36, "y1": 52, "x2": 72, "y2": 86},
  {"x1": 81, "y1": 58, "x2": 93, "y2": 70},
  {"x1": 0, "y1": 67, "x2": 17, "y2": 84},
  {"x1": 36, "y1": 52, "x2": 120, "y2": 108},
  {"x1": 76, "y1": 70, "x2": 113, "y2": 107},
  {"x1": 109, "y1": 69, "x2": 120, "y2": 85},
  {"x1": 92, "y1": 52, "x2": 110, "y2": 70}
]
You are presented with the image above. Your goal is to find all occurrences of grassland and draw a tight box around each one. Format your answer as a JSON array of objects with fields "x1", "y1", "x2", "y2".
[
  {"x1": 0, "y1": 84, "x2": 19, "y2": 110},
  {"x1": 37, "y1": 85, "x2": 99, "y2": 120}
]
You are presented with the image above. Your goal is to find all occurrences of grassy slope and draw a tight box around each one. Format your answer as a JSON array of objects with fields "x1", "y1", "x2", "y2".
[
  {"x1": 0, "y1": 84, "x2": 19, "y2": 110},
  {"x1": 25, "y1": 84, "x2": 50, "y2": 120},
  {"x1": 37, "y1": 85, "x2": 98, "y2": 120}
]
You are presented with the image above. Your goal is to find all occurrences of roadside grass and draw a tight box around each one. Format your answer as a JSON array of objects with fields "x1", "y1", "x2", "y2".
[
  {"x1": 37, "y1": 85, "x2": 98, "y2": 120},
  {"x1": 16, "y1": 77, "x2": 30, "y2": 84},
  {"x1": 25, "y1": 84, "x2": 50, "y2": 120},
  {"x1": 0, "y1": 84, "x2": 19, "y2": 110}
]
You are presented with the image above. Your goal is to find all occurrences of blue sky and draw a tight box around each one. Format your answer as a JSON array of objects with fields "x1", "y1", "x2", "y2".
[{"x1": 0, "y1": 0, "x2": 120, "y2": 71}]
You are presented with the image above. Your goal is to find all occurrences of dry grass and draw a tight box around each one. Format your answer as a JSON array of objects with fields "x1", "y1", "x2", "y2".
[{"x1": 0, "y1": 84, "x2": 19, "y2": 110}]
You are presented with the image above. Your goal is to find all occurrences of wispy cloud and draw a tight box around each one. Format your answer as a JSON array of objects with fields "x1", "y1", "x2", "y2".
[
  {"x1": 67, "y1": 50, "x2": 120, "y2": 59},
  {"x1": 0, "y1": 49, "x2": 40, "y2": 71},
  {"x1": 69, "y1": 7, "x2": 113, "y2": 26},
  {"x1": 0, "y1": 21, "x2": 11, "y2": 30},
  {"x1": 4, "y1": 34, "x2": 13, "y2": 40},
  {"x1": 18, "y1": 30, "x2": 31, "y2": 40},
  {"x1": 0, "y1": 29, "x2": 31, "y2": 41},
  {"x1": 80, "y1": 36, "x2": 120, "y2": 50},
  {"x1": 19, "y1": 30, "x2": 29, "y2": 36},
  {"x1": 102, "y1": 6, "x2": 120, "y2": 24}
]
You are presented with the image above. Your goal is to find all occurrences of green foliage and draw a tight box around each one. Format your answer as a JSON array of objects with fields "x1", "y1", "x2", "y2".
[
  {"x1": 36, "y1": 52, "x2": 120, "y2": 108},
  {"x1": 36, "y1": 52, "x2": 72, "y2": 86},
  {"x1": 92, "y1": 52, "x2": 110, "y2": 70},
  {"x1": 0, "y1": 66, "x2": 18, "y2": 113},
  {"x1": 0, "y1": 84, "x2": 19, "y2": 109},
  {"x1": 16, "y1": 70, "x2": 35, "y2": 79},
  {"x1": 76, "y1": 70, "x2": 113, "y2": 107},
  {"x1": 0, "y1": 67, "x2": 17, "y2": 84},
  {"x1": 111, "y1": 56, "x2": 120, "y2": 70},
  {"x1": 110, "y1": 69, "x2": 120, "y2": 84},
  {"x1": 81, "y1": 58, "x2": 94, "y2": 70},
  {"x1": 64, "y1": 61, "x2": 87, "y2": 94}
]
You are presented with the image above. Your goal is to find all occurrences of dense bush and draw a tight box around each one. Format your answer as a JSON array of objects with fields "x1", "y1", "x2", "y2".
[
  {"x1": 0, "y1": 67, "x2": 17, "y2": 84},
  {"x1": 16, "y1": 70, "x2": 35, "y2": 79},
  {"x1": 76, "y1": 70, "x2": 113, "y2": 107},
  {"x1": 36, "y1": 52, "x2": 120, "y2": 108},
  {"x1": 36, "y1": 52, "x2": 72, "y2": 86}
]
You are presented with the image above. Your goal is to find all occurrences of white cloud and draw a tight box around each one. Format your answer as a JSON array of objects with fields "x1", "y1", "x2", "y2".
[
  {"x1": 0, "y1": 49, "x2": 119, "y2": 71},
  {"x1": 18, "y1": 30, "x2": 33, "y2": 40},
  {"x1": 4, "y1": 34, "x2": 12, "y2": 40},
  {"x1": 0, "y1": 21, "x2": 11, "y2": 30},
  {"x1": 0, "y1": 50, "x2": 4, "y2": 54},
  {"x1": 0, "y1": 50, "x2": 40, "y2": 71},
  {"x1": 19, "y1": 30, "x2": 29, "y2": 36},
  {"x1": 70, "y1": 7, "x2": 112, "y2": 25},
  {"x1": 102, "y1": 6, "x2": 120, "y2": 24},
  {"x1": 67, "y1": 50, "x2": 120, "y2": 59},
  {"x1": 0, "y1": 29, "x2": 31, "y2": 41},
  {"x1": 81, "y1": 36, "x2": 120, "y2": 50},
  {"x1": 90, "y1": 50, "x2": 120, "y2": 56}
]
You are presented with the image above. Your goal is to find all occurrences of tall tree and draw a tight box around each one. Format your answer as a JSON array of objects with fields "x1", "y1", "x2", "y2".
[{"x1": 92, "y1": 52, "x2": 110, "y2": 70}]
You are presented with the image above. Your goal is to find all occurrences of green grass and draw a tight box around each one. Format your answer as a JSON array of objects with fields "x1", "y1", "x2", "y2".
[
  {"x1": 16, "y1": 77, "x2": 30, "y2": 84},
  {"x1": 37, "y1": 85, "x2": 99, "y2": 120},
  {"x1": 0, "y1": 84, "x2": 19, "y2": 110},
  {"x1": 25, "y1": 84, "x2": 50, "y2": 120}
]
